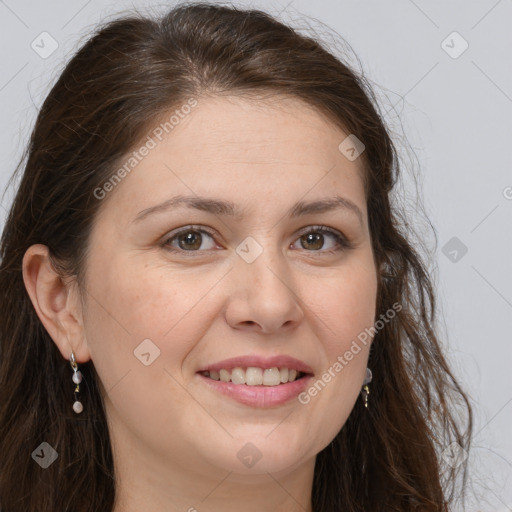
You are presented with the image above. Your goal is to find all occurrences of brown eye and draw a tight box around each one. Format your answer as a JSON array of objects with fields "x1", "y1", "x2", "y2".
[
  {"x1": 292, "y1": 226, "x2": 351, "y2": 254},
  {"x1": 176, "y1": 231, "x2": 203, "y2": 250},
  {"x1": 300, "y1": 232, "x2": 324, "y2": 251},
  {"x1": 163, "y1": 227, "x2": 217, "y2": 252}
]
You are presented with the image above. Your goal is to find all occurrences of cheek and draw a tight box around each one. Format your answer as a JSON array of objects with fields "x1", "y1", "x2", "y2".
[
  {"x1": 296, "y1": 261, "x2": 377, "y2": 436},
  {"x1": 81, "y1": 259, "x2": 225, "y2": 444},
  {"x1": 81, "y1": 257, "x2": 224, "y2": 379},
  {"x1": 311, "y1": 260, "x2": 378, "y2": 355}
]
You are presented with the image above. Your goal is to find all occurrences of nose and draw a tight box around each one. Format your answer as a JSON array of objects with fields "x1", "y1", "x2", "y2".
[{"x1": 224, "y1": 245, "x2": 304, "y2": 334}]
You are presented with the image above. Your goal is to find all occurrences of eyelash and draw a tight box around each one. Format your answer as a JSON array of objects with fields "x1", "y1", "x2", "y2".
[{"x1": 161, "y1": 225, "x2": 352, "y2": 256}]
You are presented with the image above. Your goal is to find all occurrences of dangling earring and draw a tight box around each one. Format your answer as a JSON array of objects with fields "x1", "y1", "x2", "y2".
[
  {"x1": 69, "y1": 352, "x2": 83, "y2": 414},
  {"x1": 361, "y1": 367, "x2": 372, "y2": 408}
]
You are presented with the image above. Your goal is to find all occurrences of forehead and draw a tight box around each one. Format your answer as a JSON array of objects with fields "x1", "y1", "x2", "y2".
[
  {"x1": 97, "y1": 93, "x2": 367, "y2": 216},
  {"x1": 158, "y1": 93, "x2": 353, "y2": 156}
]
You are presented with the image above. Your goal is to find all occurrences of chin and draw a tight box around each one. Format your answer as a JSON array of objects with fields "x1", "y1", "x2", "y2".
[{"x1": 199, "y1": 430, "x2": 314, "y2": 476}]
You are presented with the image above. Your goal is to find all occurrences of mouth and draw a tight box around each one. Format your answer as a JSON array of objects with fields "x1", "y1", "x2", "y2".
[
  {"x1": 196, "y1": 367, "x2": 314, "y2": 408},
  {"x1": 195, "y1": 355, "x2": 314, "y2": 407},
  {"x1": 198, "y1": 367, "x2": 311, "y2": 387}
]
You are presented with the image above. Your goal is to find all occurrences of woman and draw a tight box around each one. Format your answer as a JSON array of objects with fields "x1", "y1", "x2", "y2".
[{"x1": 0, "y1": 2, "x2": 472, "y2": 511}]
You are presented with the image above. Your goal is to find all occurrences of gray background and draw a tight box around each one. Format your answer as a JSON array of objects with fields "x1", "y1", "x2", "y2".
[{"x1": 0, "y1": 1, "x2": 510, "y2": 510}]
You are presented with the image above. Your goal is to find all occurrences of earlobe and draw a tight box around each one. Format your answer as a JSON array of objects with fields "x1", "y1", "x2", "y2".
[{"x1": 21, "y1": 243, "x2": 91, "y2": 364}]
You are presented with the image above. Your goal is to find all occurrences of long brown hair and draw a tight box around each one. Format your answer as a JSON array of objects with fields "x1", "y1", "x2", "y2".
[{"x1": 0, "y1": 2, "x2": 472, "y2": 510}]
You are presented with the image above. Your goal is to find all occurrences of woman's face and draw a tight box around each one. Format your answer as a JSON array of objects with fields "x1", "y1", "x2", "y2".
[{"x1": 79, "y1": 94, "x2": 378, "y2": 478}]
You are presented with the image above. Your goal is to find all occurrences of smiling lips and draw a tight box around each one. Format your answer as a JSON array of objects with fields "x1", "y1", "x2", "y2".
[
  {"x1": 200, "y1": 366, "x2": 304, "y2": 386},
  {"x1": 195, "y1": 355, "x2": 314, "y2": 407},
  {"x1": 196, "y1": 354, "x2": 313, "y2": 386}
]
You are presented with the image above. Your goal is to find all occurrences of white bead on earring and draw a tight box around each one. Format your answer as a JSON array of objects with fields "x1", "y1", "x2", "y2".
[{"x1": 70, "y1": 352, "x2": 83, "y2": 414}]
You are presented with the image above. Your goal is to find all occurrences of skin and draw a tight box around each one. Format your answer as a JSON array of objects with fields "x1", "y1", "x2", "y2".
[{"x1": 23, "y1": 94, "x2": 379, "y2": 512}]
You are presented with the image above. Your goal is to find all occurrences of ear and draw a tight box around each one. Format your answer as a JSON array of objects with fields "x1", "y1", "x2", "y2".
[{"x1": 22, "y1": 243, "x2": 91, "y2": 364}]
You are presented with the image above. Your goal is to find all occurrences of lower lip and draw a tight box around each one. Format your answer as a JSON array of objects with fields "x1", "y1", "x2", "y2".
[{"x1": 196, "y1": 373, "x2": 314, "y2": 408}]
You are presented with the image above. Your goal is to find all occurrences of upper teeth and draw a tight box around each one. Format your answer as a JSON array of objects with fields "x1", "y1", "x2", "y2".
[{"x1": 202, "y1": 367, "x2": 302, "y2": 386}]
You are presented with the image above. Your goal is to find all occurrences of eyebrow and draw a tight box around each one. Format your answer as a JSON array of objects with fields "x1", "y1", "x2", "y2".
[{"x1": 133, "y1": 194, "x2": 364, "y2": 226}]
